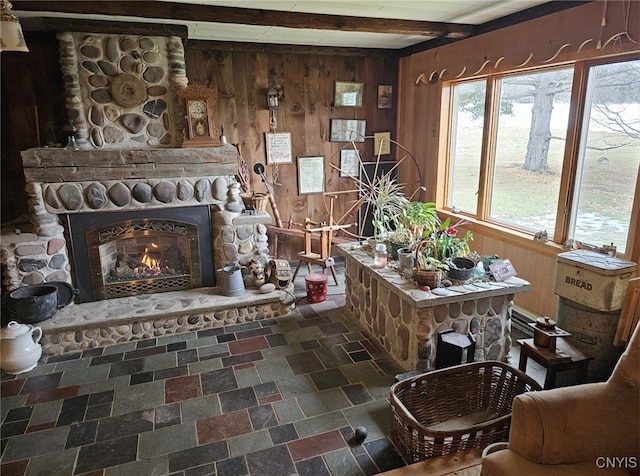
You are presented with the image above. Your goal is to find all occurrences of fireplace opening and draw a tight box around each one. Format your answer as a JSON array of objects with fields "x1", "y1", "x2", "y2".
[
  {"x1": 66, "y1": 206, "x2": 215, "y2": 303},
  {"x1": 99, "y1": 230, "x2": 194, "y2": 299}
]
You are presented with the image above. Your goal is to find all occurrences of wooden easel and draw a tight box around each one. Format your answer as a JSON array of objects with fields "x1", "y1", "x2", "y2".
[{"x1": 291, "y1": 196, "x2": 352, "y2": 285}]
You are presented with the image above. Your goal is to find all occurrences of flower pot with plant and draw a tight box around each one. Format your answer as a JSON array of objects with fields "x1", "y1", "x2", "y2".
[
  {"x1": 360, "y1": 174, "x2": 409, "y2": 242},
  {"x1": 434, "y1": 218, "x2": 473, "y2": 259},
  {"x1": 431, "y1": 218, "x2": 476, "y2": 282},
  {"x1": 413, "y1": 238, "x2": 449, "y2": 288},
  {"x1": 386, "y1": 226, "x2": 413, "y2": 259},
  {"x1": 386, "y1": 200, "x2": 440, "y2": 259},
  {"x1": 401, "y1": 201, "x2": 440, "y2": 242}
]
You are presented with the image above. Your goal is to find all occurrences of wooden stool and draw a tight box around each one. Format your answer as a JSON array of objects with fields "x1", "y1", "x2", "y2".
[
  {"x1": 291, "y1": 218, "x2": 351, "y2": 286},
  {"x1": 517, "y1": 338, "x2": 593, "y2": 389},
  {"x1": 293, "y1": 252, "x2": 339, "y2": 285}
]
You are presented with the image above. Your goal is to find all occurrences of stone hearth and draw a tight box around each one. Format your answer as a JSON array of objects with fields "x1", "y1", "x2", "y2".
[{"x1": 38, "y1": 287, "x2": 293, "y2": 356}]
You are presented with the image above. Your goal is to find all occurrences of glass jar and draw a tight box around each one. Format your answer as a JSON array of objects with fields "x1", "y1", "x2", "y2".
[
  {"x1": 373, "y1": 243, "x2": 387, "y2": 268},
  {"x1": 65, "y1": 135, "x2": 79, "y2": 151},
  {"x1": 63, "y1": 120, "x2": 79, "y2": 150}
]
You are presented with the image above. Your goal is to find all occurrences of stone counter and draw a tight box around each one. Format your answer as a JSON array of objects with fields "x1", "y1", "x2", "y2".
[{"x1": 337, "y1": 243, "x2": 531, "y2": 371}]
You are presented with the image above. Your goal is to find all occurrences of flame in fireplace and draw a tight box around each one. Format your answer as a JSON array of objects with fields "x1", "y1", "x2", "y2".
[{"x1": 140, "y1": 243, "x2": 160, "y2": 271}]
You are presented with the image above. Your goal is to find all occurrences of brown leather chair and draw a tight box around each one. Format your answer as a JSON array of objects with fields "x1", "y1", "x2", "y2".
[{"x1": 481, "y1": 320, "x2": 640, "y2": 475}]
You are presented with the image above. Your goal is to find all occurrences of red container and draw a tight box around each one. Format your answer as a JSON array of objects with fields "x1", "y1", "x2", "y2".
[{"x1": 305, "y1": 273, "x2": 328, "y2": 303}]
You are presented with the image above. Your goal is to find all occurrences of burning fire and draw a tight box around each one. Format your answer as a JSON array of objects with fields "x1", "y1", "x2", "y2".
[
  {"x1": 136, "y1": 243, "x2": 162, "y2": 276},
  {"x1": 110, "y1": 241, "x2": 181, "y2": 283},
  {"x1": 140, "y1": 244, "x2": 160, "y2": 269}
]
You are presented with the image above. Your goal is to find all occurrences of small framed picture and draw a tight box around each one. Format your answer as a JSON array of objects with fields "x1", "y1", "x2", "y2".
[
  {"x1": 330, "y1": 119, "x2": 366, "y2": 142},
  {"x1": 265, "y1": 132, "x2": 293, "y2": 164},
  {"x1": 489, "y1": 258, "x2": 518, "y2": 282},
  {"x1": 374, "y1": 132, "x2": 391, "y2": 155},
  {"x1": 339, "y1": 149, "x2": 360, "y2": 178},
  {"x1": 377, "y1": 85, "x2": 393, "y2": 109},
  {"x1": 334, "y1": 81, "x2": 364, "y2": 107},
  {"x1": 297, "y1": 156, "x2": 325, "y2": 195}
]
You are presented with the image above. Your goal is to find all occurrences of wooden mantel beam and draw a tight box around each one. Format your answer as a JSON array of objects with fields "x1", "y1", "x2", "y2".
[{"x1": 12, "y1": 1, "x2": 477, "y2": 39}]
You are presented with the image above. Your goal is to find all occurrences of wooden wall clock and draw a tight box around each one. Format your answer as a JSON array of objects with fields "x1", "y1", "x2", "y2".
[{"x1": 177, "y1": 83, "x2": 222, "y2": 148}]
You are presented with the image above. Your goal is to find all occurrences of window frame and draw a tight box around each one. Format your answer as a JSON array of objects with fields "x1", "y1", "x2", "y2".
[{"x1": 439, "y1": 54, "x2": 640, "y2": 260}]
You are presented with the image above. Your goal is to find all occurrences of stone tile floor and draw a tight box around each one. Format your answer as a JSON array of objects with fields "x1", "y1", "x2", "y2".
[
  {"x1": 1, "y1": 261, "x2": 546, "y2": 476},
  {"x1": 1, "y1": 292, "x2": 410, "y2": 476}
]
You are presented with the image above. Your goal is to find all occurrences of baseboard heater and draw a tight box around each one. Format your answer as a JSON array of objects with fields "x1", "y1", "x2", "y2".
[{"x1": 512, "y1": 306, "x2": 536, "y2": 337}]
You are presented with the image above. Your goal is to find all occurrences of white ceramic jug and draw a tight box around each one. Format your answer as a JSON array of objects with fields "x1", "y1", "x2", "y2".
[{"x1": 1, "y1": 321, "x2": 43, "y2": 375}]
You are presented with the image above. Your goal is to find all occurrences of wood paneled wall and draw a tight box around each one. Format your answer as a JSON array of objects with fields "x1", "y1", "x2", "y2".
[
  {"x1": 184, "y1": 43, "x2": 398, "y2": 258},
  {"x1": 1, "y1": 32, "x2": 67, "y2": 224}
]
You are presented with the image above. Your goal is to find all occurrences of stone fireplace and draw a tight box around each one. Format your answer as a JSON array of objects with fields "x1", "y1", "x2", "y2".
[
  {"x1": 0, "y1": 30, "x2": 291, "y2": 355},
  {"x1": 0, "y1": 146, "x2": 287, "y2": 355},
  {"x1": 0, "y1": 28, "x2": 271, "y2": 296},
  {"x1": 1, "y1": 145, "x2": 269, "y2": 298}
]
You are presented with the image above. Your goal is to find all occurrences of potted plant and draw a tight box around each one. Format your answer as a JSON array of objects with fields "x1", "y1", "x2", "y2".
[
  {"x1": 428, "y1": 218, "x2": 476, "y2": 282},
  {"x1": 434, "y1": 218, "x2": 473, "y2": 259},
  {"x1": 401, "y1": 201, "x2": 440, "y2": 241},
  {"x1": 361, "y1": 174, "x2": 409, "y2": 241},
  {"x1": 386, "y1": 226, "x2": 413, "y2": 260},
  {"x1": 386, "y1": 200, "x2": 440, "y2": 259},
  {"x1": 413, "y1": 238, "x2": 449, "y2": 288}
]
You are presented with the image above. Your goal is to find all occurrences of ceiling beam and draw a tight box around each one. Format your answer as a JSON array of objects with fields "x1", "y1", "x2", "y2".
[
  {"x1": 20, "y1": 17, "x2": 189, "y2": 39},
  {"x1": 12, "y1": 1, "x2": 477, "y2": 39}
]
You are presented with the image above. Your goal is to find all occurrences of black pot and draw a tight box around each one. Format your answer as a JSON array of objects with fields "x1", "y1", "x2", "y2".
[
  {"x1": 8, "y1": 284, "x2": 59, "y2": 323},
  {"x1": 448, "y1": 257, "x2": 475, "y2": 281}
]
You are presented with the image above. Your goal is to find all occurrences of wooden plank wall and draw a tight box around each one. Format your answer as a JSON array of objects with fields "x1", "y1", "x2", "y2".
[
  {"x1": 1, "y1": 36, "x2": 398, "y2": 262},
  {"x1": 1, "y1": 32, "x2": 68, "y2": 224},
  {"x1": 184, "y1": 43, "x2": 398, "y2": 259}
]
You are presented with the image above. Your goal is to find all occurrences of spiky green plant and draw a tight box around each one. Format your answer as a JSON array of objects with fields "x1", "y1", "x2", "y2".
[{"x1": 358, "y1": 174, "x2": 409, "y2": 240}]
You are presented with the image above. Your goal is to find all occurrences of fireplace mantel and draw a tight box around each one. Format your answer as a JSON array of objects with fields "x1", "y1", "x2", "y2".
[
  {"x1": 21, "y1": 146, "x2": 238, "y2": 184},
  {"x1": 20, "y1": 145, "x2": 243, "y2": 234}
]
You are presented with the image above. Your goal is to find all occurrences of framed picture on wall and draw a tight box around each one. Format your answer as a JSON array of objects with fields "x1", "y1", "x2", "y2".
[
  {"x1": 377, "y1": 85, "x2": 393, "y2": 109},
  {"x1": 330, "y1": 119, "x2": 366, "y2": 142},
  {"x1": 334, "y1": 81, "x2": 364, "y2": 107},
  {"x1": 373, "y1": 132, "x2": 391, "y2": 155},
  {"x1": 265, "y1": 132, "x2": 293, "y2": 164},
  {"x1": 339, "y1": 149, "x2": 360, "y2": 178},
  {"x1": 297, "y1": 156, "x2": 325, "y2": 195}
]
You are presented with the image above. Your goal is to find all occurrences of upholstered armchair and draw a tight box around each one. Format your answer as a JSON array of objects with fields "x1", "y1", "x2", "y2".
[{"x1": 481, "y1": 321, "x2": 640, "y2": 475}]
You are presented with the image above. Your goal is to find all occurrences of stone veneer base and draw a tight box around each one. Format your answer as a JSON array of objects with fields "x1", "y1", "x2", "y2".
[
  {"x1": 337, "y1": 244, "x2": 531, "y2": 372},
  {"x1": 37, "y1": 287, "x2": 293, "y2": 356}
]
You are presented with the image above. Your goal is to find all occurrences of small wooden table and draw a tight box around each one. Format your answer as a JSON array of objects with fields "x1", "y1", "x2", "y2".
[{"x1": 517, "y1": 338, "x2": 593, "y2": 389}]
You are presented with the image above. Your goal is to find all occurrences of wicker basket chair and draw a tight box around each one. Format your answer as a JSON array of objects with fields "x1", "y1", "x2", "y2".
[{"x1": 390, "y1": 360, "x2": 542, "y2": 464}]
